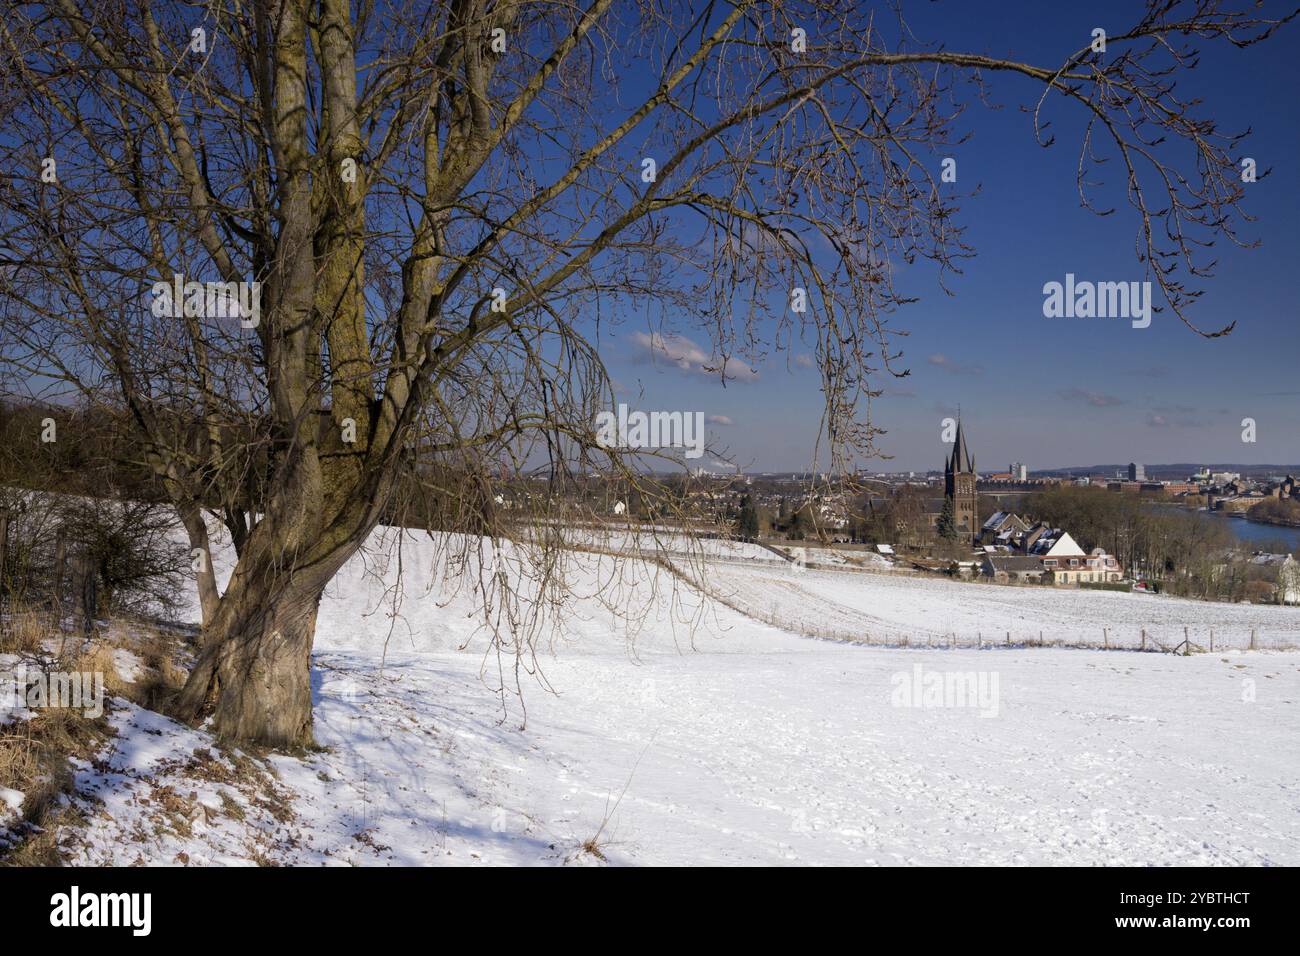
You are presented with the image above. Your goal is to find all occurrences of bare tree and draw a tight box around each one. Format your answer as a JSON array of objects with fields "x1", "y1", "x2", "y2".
[{"x1": 0, "y1": 0, "x2": 1290, "y2": 745}]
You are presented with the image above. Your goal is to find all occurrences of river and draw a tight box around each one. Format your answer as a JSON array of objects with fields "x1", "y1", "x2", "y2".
[{"x1": 1202, "y1": 510, "x2": 1300, "y2": 552}]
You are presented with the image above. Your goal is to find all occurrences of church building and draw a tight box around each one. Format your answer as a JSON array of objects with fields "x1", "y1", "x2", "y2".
[{"x1": 943, "y1": 419, "x2": 978, "y2": 543}]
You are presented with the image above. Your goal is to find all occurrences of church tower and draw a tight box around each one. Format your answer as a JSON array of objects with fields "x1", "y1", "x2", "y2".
[{"x1": 944, "y1": 419, "x2": 978, "y2": 543}]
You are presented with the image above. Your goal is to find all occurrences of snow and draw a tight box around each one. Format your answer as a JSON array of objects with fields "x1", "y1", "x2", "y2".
[
  {"x1": 556, "y1": 525, "x2": 787, "y2": 564},
  {"x1": 111, "y1": 648, "x2": 146, "y2": 683},
  {"x1": 8, "y1": 524, "x2": 1300, "y2": 865},
  {"x1": 0, "y1": 787, "x2": 21, "y2": 824},
  {"x1": 61, "y1": 701, "x2": 297, "y2": 867},
  {"x1": 701, "y1": 562, "x2": 1300, "y2": 650}
]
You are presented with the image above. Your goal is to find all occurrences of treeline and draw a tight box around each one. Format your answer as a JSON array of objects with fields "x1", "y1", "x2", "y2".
[
  {"x1": 0, "y1": 398, "x2": 509, "y2": 536},
  {"x1": 0, "y1": 401, "x2": 198, "y2": 617},
  {"x1": 0, "y1": 398, "x2": 729, "y2": 610},
  {"x1": 852, "y1": 485, "x2": 998, "y2": 551},
  {"x1": 0, "y1": 399, "x2": 494, "y2": 619},
  {"x1": 1248, "y1": 496, "x2": 1300, "y2": 527},
  {"x1": 0, "y1": 400, "x2": 161, "y2": 499},
  {"x1": 1027, "y1": 484, "x2": 1285, "y2": 601}
]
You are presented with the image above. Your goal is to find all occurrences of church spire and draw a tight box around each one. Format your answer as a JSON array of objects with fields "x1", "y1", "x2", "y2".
[{"x1": 950, "y1": 418, "x2": 973, "y2": 475}]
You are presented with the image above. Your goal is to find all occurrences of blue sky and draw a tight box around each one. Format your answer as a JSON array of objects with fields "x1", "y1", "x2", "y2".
[{"x1": 596, "y1": 1, "x2": 1300, "y2": 473}]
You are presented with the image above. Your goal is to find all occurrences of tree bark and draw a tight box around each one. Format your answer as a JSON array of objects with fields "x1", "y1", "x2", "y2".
[
  {"x1": 174, "y1": 466, "x2": 381, "y2": 747},
  {"x1": 177, "y1": 569, "x2": 325, "y2": 748},
  {"x1": 178, "y1": 505, "x2": 221, "y2": 630}
]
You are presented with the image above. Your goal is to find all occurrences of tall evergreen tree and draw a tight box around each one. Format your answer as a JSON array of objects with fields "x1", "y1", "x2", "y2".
[
  {"x1": 737, "y1": 495, "x2": 760, "y2": 542},
  {"x1": 937, "y1": 498, "x2": 958, "y2": 541}
]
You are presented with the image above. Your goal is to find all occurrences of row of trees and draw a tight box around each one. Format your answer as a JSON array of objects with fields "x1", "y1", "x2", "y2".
[
  {"x1": 1027, "y1": 484, "x2": 1289, "y2": 601},
  {"x1": 1248, "y1": 496, "x2": 1300, "y2": 527}
]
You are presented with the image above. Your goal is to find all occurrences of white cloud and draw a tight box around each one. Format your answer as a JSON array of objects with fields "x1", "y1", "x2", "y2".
[
  {"x1": 928, "y1": 353, "x2": 983, "y2": 376},
  {"x1": 630, "y1": 331, "x2": 759, "y2": 383},
  {"x1": 706, "y1": 414, "x2": 734, "y2": 426},
  {"x1": 1059, "y1": 388, "x2": 1125, "y2": 407}
]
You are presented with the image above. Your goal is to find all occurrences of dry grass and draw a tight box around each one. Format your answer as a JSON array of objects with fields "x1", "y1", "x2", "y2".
[
  {"x1": 0, "y1": 611, "x2": 192, "y2": 864},
  {"x1": 0, "y1": 607, "x2": 46, "y2": 655},
  {"x1": 0, "y1": 611, "x2": 309, "y2": 866},
  {"x1": 58, "y1": 617, "x2": 191, "y2": 712},
  {"x1": 0, "y1": 726, "x2": 41, "y2": 793},
  {"x1": 0, "y1": 703, "x2": 112, "y2": 865},
  {"x1": 134, "y1": 642, "x2": 190, "y2": 714}
]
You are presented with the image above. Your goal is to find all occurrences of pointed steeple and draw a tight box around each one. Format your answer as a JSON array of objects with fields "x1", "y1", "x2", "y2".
[{"x1": 950, "y1": 418, "x2": 973, "y2": 475}]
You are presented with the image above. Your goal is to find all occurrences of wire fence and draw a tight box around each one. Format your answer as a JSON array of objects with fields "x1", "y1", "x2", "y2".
[
  {"x1": 569, "y1": 544, "x2": 1300, "y2": 654},
  {"x1": 727, "y1": 609, "x2": 1296, "y2": 654},
  {"x1": 663, "y1": 560, "x2": 1298, "y2": 654}
]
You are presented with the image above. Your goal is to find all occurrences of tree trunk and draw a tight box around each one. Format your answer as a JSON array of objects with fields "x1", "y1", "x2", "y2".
[
  {"x1": 178, "y1": 504, "x2": 221, "y2": 629},
  {"x1": 173, "y1": 472, "x2": 378, "y2": 747},
  {"x1": 71, "y1": 549, "x2": 97, "y2": 636},
  {"x1": 177, "y1": 572, "x2": 325, "y2": 747}
]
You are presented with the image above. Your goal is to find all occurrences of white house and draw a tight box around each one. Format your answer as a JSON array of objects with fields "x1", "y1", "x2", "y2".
[
  {"x1": 1074, "y1": 547, "x2": 1124, "y2": 583},
  {"x1": 1027, "y1": 531, "x2": 1122, "y2": 585},
  {"x1": 1282, "y1": 555, "x2": 1300, "y2": 605},
  {"x1": 1029, "y1": 530, "x2": 1085, "y2": 562},
  {"x1": 1254, "y1": 553, "x2": 1300, "y2": 605}
]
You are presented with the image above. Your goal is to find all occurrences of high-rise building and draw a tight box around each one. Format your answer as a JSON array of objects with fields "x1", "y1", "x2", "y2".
[
  {"x1": 1010, "y1": 462, "x2": 1028, "y2": 481},
  {"x1": 1128, "y1": 462, "x2": 1145, "y2": 482}
]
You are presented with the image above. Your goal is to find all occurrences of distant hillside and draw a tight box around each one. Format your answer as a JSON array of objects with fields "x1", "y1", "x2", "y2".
[{"x1": 1038, "y1": 464, "x2": 1300, "y2": 479}]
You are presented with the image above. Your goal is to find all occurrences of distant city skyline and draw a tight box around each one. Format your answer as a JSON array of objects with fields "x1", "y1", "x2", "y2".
[{"x1": 685, "y1": 461, "x2": 1300, "y2": 479}]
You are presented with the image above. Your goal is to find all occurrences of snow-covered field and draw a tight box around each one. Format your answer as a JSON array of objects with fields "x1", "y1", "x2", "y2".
[
  {"x1": 7, "y1": 527, "x2": 1300, "y2": 865},
  {"x1": 701, "y1": 562, "x2": 1300, "y2": 650}
]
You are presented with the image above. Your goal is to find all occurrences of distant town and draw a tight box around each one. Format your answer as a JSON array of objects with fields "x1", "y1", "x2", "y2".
[{"x1": 491, "y1": 420, "x2": 1300, "y2": 608}]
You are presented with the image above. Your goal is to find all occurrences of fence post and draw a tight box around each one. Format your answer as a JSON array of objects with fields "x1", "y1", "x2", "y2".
[
  {"x1": 1103, "y1": 627, "x2": 1109, "y2": 649},
  {"x1": 1209, "y1": 629, "x2": 1213, "y2": 653},
  {"x1": 1250, "y1": 629, "x2": 1256, "y2": 651},
  {"x1": 1141, "y1": 628, "x2": 1146, "y2": 651},
  {"x1": 1006, "y1": 631, "x2": 1011, "y2": 647},
  {"x1": 1184, "y1": 626, "x2": 1191, "y2": 656}
]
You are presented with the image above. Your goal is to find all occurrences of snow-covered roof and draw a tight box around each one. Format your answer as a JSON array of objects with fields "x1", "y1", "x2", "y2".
[
  {"x1": 1027, "y1": 530, "x2": 1086, "y2": 558},
  {"x1": 982, "y1": 510, "x2": 1009, "y2": 530}
]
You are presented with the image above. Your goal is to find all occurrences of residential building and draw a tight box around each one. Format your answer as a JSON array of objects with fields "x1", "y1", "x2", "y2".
[
  {"x1": 981, "y1": 554, "x2": 1044, "y2": 583},
  {"x1": 1251, "y1": 553, "x2": 1300, "y2": 605},
  {"x1": 1028, "y1": 529, "x2": 1086, "y2": 566},
  {"x1": 980, "y1": 511, "x2": 1030, "y2": 548}
]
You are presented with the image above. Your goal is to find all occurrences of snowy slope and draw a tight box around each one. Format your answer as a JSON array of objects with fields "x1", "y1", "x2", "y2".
[
  {"x1": 25, "y1": 524, "x2": 1300, "y2": 865},
  {"x1": 700, "y1": 563, "x2": 1300, "y2": 650}
]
